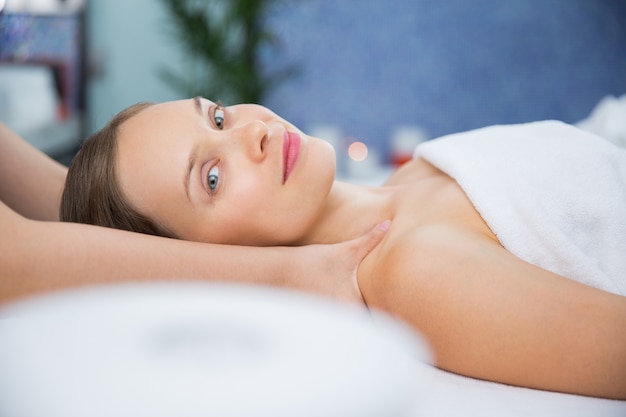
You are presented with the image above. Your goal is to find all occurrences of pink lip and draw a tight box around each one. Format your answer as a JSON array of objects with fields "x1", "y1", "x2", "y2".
[{"x1": 282, "y1": 131, "x2": 301, "y2": 183}]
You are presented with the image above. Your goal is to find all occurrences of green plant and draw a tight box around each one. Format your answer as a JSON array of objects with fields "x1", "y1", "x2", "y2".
[{"x1": 159, "y1": 0, "x2": 297, "y2": 104}]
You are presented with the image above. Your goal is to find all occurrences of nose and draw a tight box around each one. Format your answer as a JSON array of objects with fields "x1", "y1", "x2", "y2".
[{"x1": 234, "y1": 120, "x2": 269, "y2": 162}]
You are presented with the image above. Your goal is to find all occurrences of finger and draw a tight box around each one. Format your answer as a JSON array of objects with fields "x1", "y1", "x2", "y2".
[{"x1": 351, "y1": 220, "x2": 391, "y2": 260}]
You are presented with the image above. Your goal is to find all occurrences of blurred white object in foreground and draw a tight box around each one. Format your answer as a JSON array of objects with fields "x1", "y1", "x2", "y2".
[{"x1": 0, "y1": 283, "x2": 430, "y2": 417}]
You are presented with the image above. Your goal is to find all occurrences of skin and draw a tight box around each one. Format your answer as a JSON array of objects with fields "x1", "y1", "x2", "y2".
[
  {"x1": 0, "y1": 122, "x2": 388, "y2": 305},
  {"x1": 115, "y1": 98, "x2": 626, "y2": 399}
]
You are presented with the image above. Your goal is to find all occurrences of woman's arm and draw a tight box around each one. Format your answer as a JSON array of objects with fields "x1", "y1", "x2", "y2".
[
  {"x1": 0, "y1": 201, "x2": 388, "y2": 305},
  {"x1": 0, "y1": 123, "x2": 68, "y2": 221},
  {"x1": 361, "y1": 224, "x2": 626, "y2": 399}
]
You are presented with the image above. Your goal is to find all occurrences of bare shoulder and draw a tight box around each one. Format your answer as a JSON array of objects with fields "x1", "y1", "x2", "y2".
[{"x1": 358, "y1": 223, "x2": 512, "y2": 310}]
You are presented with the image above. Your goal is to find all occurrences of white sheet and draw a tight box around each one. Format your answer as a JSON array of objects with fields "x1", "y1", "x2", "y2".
[{"x1": 418, "y1": 365, "x2": 626, "y2": 417}]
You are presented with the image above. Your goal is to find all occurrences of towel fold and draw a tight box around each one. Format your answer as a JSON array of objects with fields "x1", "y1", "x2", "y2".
[{"x1": 414, "y1": 120, "x2": 626, "y2": 296}]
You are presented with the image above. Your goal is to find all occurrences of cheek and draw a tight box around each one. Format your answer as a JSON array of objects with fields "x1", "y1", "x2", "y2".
[
  {"x1": 204, "y1": 175, "x2": 280, "y2": 245},
  {"x1": 211, "y1": 176, "x2": 321, "y2": 246}
]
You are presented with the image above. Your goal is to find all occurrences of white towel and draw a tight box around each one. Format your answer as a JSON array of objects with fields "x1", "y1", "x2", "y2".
[
  {"x1": 576, "y1": 94, "x2": 626, "y2": 148},
  {"x1": 414, "y1": 120, "x2": 626, "y2": 296}
]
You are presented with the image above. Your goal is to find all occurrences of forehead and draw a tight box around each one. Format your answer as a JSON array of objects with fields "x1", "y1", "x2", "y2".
[
  {"x1": 115, "y1": 100, "x2": 195, "y2": 215},
  {"x1": 117, "y1": 99, "x2": 200, "y2": 157},
  {"x1": 123, "y1": 99, "x2": 192, "y2": 130}
]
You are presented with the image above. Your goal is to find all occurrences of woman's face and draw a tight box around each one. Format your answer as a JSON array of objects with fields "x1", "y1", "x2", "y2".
[{"x1": 116, "y1": 98, "x2": 336, "y2": 245}]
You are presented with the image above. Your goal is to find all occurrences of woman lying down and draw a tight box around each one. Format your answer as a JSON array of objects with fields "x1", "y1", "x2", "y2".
[{"x1": 60, "y1": 98, "x2": 626, "y2": 400}]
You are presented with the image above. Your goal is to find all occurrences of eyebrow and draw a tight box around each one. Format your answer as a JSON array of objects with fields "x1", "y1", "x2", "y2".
[
  {"x1": 193, "y1": 96, "x2": 203, "y2": 115},
  {"x1": 184, "y1": 97, "x2": 204, "y2": 201}
]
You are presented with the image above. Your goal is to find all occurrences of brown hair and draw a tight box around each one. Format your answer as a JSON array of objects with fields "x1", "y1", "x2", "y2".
[{"x1": 60, "y1": 102, "x2": 175, "y2": 238}]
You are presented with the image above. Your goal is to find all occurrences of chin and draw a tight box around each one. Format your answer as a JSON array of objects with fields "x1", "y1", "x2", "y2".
[{"x1": 309, "y1": 136, "x2": 337, "y2": 181}]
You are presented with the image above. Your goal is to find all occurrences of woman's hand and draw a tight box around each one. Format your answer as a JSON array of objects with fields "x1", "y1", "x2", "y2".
[{"x1": 285, "y1": 221, "x2": 390, "y2": 305}]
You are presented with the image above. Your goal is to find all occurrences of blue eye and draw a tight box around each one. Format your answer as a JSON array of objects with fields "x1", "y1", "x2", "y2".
[
  {"x1": 207, "y1": 165, "x2": 219, "y2": 191},
  {"x1": 214, "y1": 108, "x2": 225, "y2": 129}
]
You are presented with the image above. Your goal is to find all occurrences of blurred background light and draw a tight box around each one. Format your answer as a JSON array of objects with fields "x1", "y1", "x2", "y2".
[{"x1": 348, "y1": 141, "x2": 369, "y2": 162}]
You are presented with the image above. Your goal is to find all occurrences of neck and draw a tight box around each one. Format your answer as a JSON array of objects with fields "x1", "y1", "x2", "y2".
[{"x1": 296, "y1": 180, "x2": 396, "y2": 245}]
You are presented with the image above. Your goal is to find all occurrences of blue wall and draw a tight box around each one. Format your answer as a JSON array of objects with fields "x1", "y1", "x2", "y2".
[{"x1": 262, "y1": 0, "x2": 626, "y2": 160}]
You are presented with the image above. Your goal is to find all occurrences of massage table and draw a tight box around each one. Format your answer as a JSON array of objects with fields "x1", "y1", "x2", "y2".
[{"x1": 0, "y1": 283, "x2": 623, "y2": 417}]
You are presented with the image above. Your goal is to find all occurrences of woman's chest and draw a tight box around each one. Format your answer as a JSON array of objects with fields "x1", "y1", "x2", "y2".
[
  {"x1": 356, "y1": 176, "x2": 500, "y2": 305},
  {"x1": 389, "y1": 175, "x2": 498, "y2": 244}
]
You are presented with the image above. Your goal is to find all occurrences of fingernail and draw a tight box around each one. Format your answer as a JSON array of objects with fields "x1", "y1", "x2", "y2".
[{"x1": 379, "y1": 220, "x2": 391, "y2": 231}]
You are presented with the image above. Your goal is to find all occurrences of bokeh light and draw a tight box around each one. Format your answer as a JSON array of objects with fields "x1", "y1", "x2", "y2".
[{"x1": 348, "y1": 141, "x2": 368, "y2": 162}]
